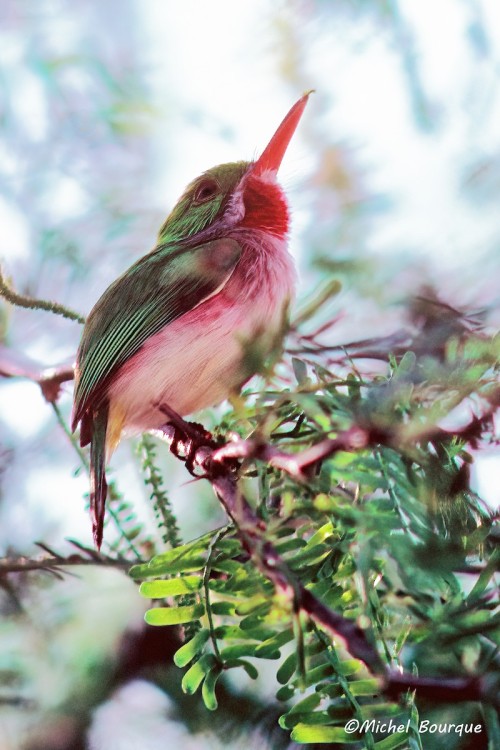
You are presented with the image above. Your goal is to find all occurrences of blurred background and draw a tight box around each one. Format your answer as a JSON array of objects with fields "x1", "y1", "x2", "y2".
[{"x1": 0, "y1": 1, "x2": 499, "y2": 747}]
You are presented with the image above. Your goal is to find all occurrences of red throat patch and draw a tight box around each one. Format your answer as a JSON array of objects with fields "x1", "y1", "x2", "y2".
[{"x1": 240, "y1": 174, "x2": 289, "y2": 238}]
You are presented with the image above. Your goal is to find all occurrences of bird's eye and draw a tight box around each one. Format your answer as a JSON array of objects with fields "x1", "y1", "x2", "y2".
[{"x1": 193, "y1": 179, "x2": 218, "y2": 204}]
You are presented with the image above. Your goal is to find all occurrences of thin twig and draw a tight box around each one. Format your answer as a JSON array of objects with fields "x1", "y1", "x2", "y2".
[
  {"x1": 0, "y1": 550, "x2": 142, "y2": 575},
  {"x1": 211, "y1": 426, "x2": 370, "y2": 478},
  {"x1": 166, "y1": 433, "x2": 385, "y2": 675},
  {"x1": 139, "y1": 433, "x2": 182, "y2": 548},
  {"x1": 160, "y1": 422, "x2": 500, "y2": 707},
  {"x1": 0, "y1": 265, "x2": 85, "y2": 323},
  {"x1": 0, "y1": 344, "x2": 75, "y2": 403}
]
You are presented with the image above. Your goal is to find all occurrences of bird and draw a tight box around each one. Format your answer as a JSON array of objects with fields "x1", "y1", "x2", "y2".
[{"x1": 72, "y1": 92, "x2": 311, "y2": 548}]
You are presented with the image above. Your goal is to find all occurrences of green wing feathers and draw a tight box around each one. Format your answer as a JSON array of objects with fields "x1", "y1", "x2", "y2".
[{"x1": 72, "y1": 237, "x2": 242, "y2": 437}]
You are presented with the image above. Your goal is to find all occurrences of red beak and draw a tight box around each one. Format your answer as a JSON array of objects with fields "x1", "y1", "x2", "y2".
[{"x1": 253, "y1": 91, "x2": 313, "y2": 177}]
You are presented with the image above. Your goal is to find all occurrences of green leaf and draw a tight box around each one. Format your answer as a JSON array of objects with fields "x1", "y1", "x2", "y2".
[
  {"x1": 466, "y1": 548, "x2": 500, "y2": 603},
  {"x1": 223, "y1": 658, "x2": 259, "y2": 679},
  {"x1": 482, "y1": 704, "x2": 500, "y2": 750},
  {"x1": 337, "y1": 659, "x2": 363, "y2": 676},
  {"x1": 131, "y1": 532, "x2": 242, "y2": 579},
  {"x1": 303, "y1": 663, "x2": 335, "y2": 687},
  {"x1": 254, "y1": 628, "x2": 294, "y2": 658},
  {"x1": 219, "y1": 643, "x2": 258, "y2": 660},
  {"x1": 211, "y1": 537, "x2": 242, "y2": 557},
  {"x1": 130, "y1": 546, "x2": 206, "y2": 578},
  {"x1": 346, "y1": 679, "x2": 380, "y2": 696},
  {"x1": 393, "y1": 618, "x2": 413, "y2": 657},
  {"x1": 210, "y1": 601, "x2": 236, "y2": 616},
  {"x1": 214, "y1": 624, "x2": 275, "y2": 641},
  {"x1": 277, "y1": 652, "x2": 297, "y2": 685},
  {"x1": 276, "y1": 684, "x2": 295, "y2": 702},
  {"x1": 274, "y1": 537, "x2": 307, "y2": 555},
  {"x1": 144, "y1": 603, "x2": 205, "y2": 626},
  {"x1": 181, "y1": 654, "x2": 218, "y2": 695},
  {"x1": 347, "y1": 372, "x2": 361, "y2": 399},
  {"x1": 304, "y1": 521, "x2": 335, "y2": 547},
  {"x1": 290, "y1": 724, "x2": 355, "y2": 743},
  {"x1": 288, "y1": 543, "x2": 331, "y2": 569},
  {"x1": 174, "y1": 628, "x2": 210, "y2": 668},
  {"x1": 286, "y1": 692, "x2": 322, "y2": 716},
  {"x1": 235, "y1": 595, "x2": 269, "y2": 616},
  {"x1": 201, "y1": 665, "x2": 222, "y2": 711},
  {"x1": 280, "y1": 709, "x2": 333, "y2": 730},
  {"x1": 210, "y1": 559, "x2": 243, "y2": 575},
  {"x1": 239, "y1": 613, "x2": 271, "y2": 630},
  {"x1": 213, "y1": 566, "x2": 270, "y2": 595},
  {"x1": 140, "y1": 575, "x2": 202, "y2": 598},
  {"x1": 394, "y1": 350, "x2": 417, "y2": 377},
  {"x1": 374, "y1": 732, "x2": 410, "y2": 749},
  {"x1": 293, "y1": 278, "x2": 342, "y2": 325}
]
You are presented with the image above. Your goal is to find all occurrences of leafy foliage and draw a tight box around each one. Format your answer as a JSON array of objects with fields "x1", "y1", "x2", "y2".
[{"x1": 129, "y1": 298, "x2": 500, "y2": 748}]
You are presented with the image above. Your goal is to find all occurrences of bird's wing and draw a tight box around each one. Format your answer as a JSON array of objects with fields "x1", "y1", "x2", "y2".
[{"x1": 72, "y1": 237, "x2": 242, "y2": 434}]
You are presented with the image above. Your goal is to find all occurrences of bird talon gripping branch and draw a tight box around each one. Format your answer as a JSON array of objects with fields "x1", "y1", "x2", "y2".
[{"x1": 160, "y1": 420, "x2": 214, "y2": 477}]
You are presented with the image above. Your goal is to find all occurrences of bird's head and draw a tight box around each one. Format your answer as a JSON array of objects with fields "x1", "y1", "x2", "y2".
[{"x1": 158, "y1": 92, "x2": 311, "y2": 246}]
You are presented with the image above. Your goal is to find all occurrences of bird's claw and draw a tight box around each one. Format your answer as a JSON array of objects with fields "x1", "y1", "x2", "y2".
[
  {"x1": 156, "y1": 408, "x2": 216, "y2": 476},
  {"x1": 156, "y1": 403, "x2": 241, "y2": 478}
]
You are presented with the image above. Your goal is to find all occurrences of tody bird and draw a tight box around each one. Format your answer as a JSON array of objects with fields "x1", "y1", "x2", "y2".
[{"x1": 72, "y1": 92, "x2": 311, "y2": 548}]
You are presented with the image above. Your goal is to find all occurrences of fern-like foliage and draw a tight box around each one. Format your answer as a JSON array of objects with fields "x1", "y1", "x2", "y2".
[{"x1": 130, "y1": 305, "x2": 500, "y2": 749}]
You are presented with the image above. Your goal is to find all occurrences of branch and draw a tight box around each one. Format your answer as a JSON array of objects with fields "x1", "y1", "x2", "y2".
[
  {"x1": 0, "y1": 266, "x2": 80, "y2": 402},
  {"x1": 287, "y1": 329, "x2": 414, "y2": 361},
  {"x1": 161, "y1": 421, "x2": 386, "y2": 675},
  {"x1": 0, "y1": 264, "x2": 85, "y2": 323},
  {"x1": 211, "y1": 426, "x2": 370, "y2": 479},
  {"x1": 213, "y1": 394, "x2": 500, "y2": 479},
  {"x1": 0, "y1": 344, "x2": 75, "y2": 402},
  {"x1": 382, "y1": 672, "x2": 494, "y2": 703},
  {"x1": 0, "y1": 541, "x2": 144, "y2": 577},
  {"x1": 158, "y1": 415, "x2": 500, "y2": 707}
]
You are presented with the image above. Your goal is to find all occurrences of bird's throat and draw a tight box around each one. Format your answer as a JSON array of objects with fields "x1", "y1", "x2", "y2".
[{"x1": 240, "y1": 175, "x2": 289, "y2": 238}]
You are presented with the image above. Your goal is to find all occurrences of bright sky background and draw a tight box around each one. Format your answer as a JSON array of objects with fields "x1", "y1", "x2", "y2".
[{"x1": 144, "y1": 0, "x2": 500, "y2": 273}]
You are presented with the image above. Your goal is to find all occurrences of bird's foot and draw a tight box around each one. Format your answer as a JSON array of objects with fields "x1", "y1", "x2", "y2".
[{"x1": 156, "y1": 402, "x2": 217, "y2": 476}]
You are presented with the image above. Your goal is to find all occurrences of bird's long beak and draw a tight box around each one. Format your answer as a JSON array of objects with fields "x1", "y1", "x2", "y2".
[{"x1": 253, "y1": 91, "x2": 313, "y2": 177}]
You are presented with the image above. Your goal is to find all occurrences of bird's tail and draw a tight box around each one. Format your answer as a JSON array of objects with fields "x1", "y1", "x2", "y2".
[{"x1": 89, "y1": 403, "x2": 109, "y2": 550}]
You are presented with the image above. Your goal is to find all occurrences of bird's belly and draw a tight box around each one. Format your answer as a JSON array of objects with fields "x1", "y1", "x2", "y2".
[{"x1": 107, "y1": 292, "x2": 283, "y2": 437}]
